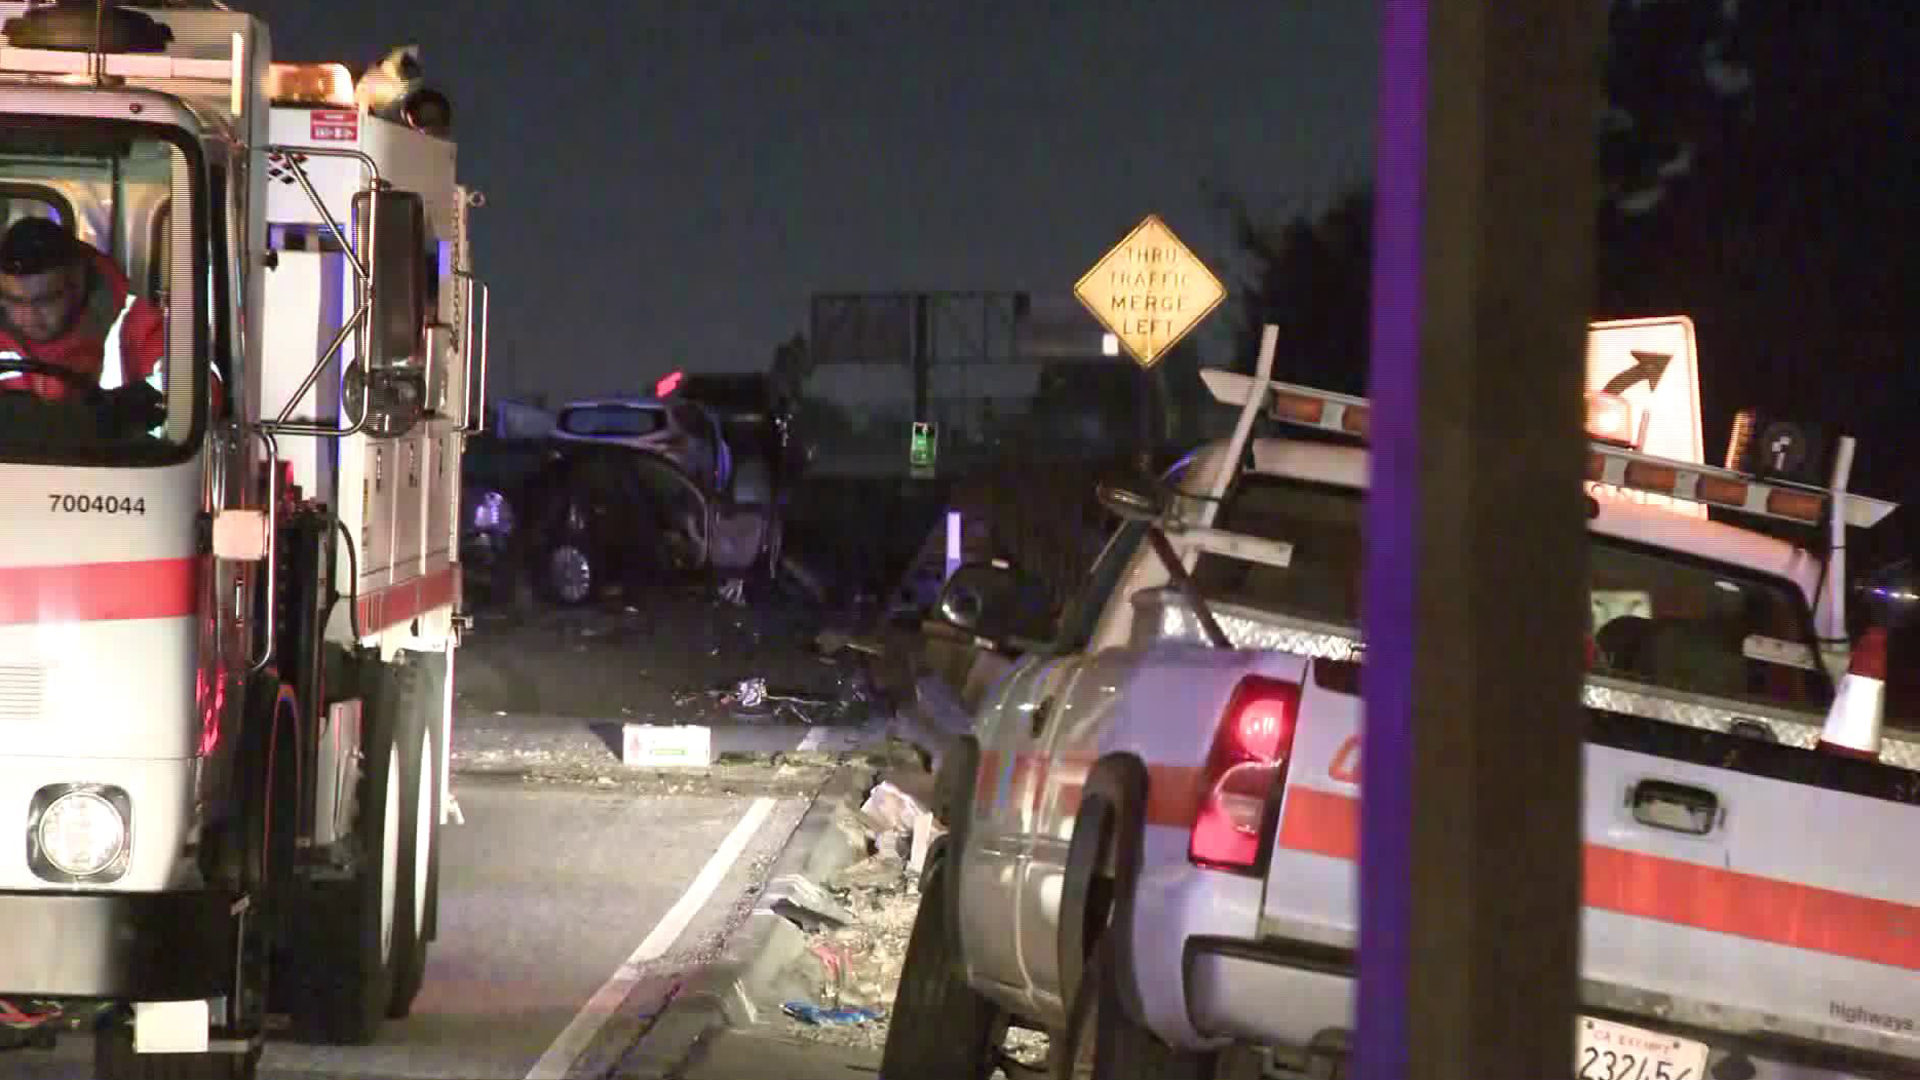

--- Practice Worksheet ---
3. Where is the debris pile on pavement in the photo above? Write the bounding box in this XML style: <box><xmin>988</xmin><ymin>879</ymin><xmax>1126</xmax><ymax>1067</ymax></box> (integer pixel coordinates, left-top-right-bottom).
<box><xmin>701</xmin><ymin>675</ymin><xmax>872</xmax><ymax>725</ymax></box>
<box><xmin>454</xmin><ymin>583</ymin><xmax>886</xmax><ymax>725</ymax></box>
<box><xmin>771</xmin><ymin>776</ymin><xmax>945</xmax><ymax>1053</ymax></box>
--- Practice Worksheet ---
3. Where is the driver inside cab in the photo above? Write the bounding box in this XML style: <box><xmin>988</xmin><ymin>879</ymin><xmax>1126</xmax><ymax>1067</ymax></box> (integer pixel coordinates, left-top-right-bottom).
<box><xmin>0</xmin><ymin>215</ymin><xmax>172</xmax><ymax>431</ymax></box>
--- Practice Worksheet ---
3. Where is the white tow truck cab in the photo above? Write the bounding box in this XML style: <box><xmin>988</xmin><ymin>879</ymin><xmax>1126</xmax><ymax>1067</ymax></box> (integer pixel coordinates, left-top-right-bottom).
<box><xmin>0</xmin><ymin>4</ymin><xmax>490</xmax><ymax>1076</ymax></box>
<box><xmin>884</xmin><ymin>326</ymin><xmax>1920</xmax><ymax>1080</ymax></box>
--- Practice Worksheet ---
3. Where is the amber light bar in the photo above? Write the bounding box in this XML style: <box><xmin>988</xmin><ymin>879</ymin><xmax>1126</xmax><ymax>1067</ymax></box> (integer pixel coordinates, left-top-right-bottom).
<box><xmin>1198</xmin><ymin>370</ymin><xmax>1898</xmax><ymax>531</ymax></box>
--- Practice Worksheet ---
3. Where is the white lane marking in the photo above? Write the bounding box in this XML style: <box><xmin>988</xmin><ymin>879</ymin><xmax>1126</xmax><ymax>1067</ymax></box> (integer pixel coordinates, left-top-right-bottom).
<box><xmin>796</xmin><ymin>726</ymin><xmax>828</xmax><ymax>753</ymax></box>
<box><xmin>524</xmin><ymin>796</ymin><xmax>778</xmax><ymax>1080</ymax></box>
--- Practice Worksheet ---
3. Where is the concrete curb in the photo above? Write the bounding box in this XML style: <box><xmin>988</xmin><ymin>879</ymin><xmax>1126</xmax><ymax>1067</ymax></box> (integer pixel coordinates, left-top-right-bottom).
<box><xmin>612</xmin><ymin>764</ymin><xmax>877</xmax><ymax>1079</ymax></box>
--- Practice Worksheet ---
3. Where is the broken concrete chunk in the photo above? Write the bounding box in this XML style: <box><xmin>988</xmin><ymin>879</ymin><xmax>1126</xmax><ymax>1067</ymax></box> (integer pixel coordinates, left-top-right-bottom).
<box><xmin>765</xmin><ymin>872</ymin><xmax>856</xmax><ymax>932</ymax></box>
<box><xmin>829</xmin><ymin>852</ymin><xmax>908</xmax><ymax>890</ymax></box>
<box><xmin>859</xmin><ymin>780</ymin><xmax>926</xmax><ymax>833</ymax></box>
<box><xmin>875</xmin><ymin>827</ymin><xmax>912</xmax><ymax>863</ymax></box>
<box><xmin>909</xmin><ymin>812</ymin><xmax>948</xmax><ymax>875</ymax></box>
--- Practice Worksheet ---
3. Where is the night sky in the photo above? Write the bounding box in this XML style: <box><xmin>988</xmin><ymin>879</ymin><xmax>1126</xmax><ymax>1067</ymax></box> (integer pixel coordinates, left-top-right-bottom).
<box><xmin>241</xmin><ymin>1</ymin><xmax>1377</xmax><ymax>401</ymax></box>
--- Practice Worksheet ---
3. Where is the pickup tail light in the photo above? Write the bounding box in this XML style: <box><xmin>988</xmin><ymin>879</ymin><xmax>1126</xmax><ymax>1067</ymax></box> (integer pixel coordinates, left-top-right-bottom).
<box><xmin>1190</xmin><ymin>675</ymin><xmax>1301</xmax><ymax>873</ymax></box>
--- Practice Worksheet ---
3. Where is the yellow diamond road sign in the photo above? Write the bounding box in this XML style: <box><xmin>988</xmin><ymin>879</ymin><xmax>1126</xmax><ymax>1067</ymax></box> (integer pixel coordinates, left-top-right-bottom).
<box><xmin>1073</xmin><ymin>214</ymin><xmax>1226</xmax><ymax>369</ymax></box>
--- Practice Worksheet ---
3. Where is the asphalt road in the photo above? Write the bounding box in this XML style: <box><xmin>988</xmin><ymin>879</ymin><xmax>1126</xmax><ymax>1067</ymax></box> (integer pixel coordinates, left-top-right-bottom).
<box><xmin>0</xmin><ymin>776</ymin><xmax>809</xmax><ymax>1080</ymax></box>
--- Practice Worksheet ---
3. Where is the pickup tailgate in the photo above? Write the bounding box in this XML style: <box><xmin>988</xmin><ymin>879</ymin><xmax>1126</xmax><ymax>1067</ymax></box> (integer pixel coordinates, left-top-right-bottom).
<box><xmin>1265</xmin><ymin>659</ymin><xmax>1920</xmax><ymax>1063</ymax></box>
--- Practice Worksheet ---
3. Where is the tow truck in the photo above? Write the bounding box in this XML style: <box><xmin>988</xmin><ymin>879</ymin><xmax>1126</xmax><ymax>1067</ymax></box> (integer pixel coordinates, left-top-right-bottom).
<box><xmin>885</xmin><ymin>325</ymin><xmax>1920</xmax><ymax>1080</ymax></box>
<box><xmin>0</xmin><ymin>3</ymin><xmax>490</xmax><ymax>1076</ymax></box>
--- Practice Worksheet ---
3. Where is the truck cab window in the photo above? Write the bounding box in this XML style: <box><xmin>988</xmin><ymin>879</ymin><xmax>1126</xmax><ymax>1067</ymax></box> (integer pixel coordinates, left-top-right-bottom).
<box><xmin>0</xmin><ymin>123</ymin><xmax>205</xmax><ymax>462</ymax></box>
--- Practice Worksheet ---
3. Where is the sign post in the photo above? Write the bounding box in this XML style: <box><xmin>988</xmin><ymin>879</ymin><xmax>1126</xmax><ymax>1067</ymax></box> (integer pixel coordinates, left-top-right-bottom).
<box><xmin>1074</xmin><ymin>214</ymin><xmax>1226</xmax><ymax>370</ymax></box>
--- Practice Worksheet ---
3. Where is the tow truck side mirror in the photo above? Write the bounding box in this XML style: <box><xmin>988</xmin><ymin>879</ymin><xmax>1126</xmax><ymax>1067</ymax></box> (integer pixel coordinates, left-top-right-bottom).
<box><xmin>211</xmin><ymin>508</ymin><xmax>268</xmax><ymax>562</ymax></box>
<box><xmin>936</xmin><ymin>561</ymin><xmax>1055</xmax><ymax>648</ymax></box>
<box><xmin>354</xmin><ymin>186</ymin><xmax>427</xmax><ymax>369</ymax></box>
<box><xmin>346</xmin><ymin>186</ymin><xmax>430</xmax><ymax>439</ymax></box>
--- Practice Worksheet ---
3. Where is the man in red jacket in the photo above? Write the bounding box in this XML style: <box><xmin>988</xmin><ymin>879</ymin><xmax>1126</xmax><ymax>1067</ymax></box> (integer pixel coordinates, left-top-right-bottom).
<box><xmin>0</xmin><ymin>215</ymin><xmax>209</xmax><ymax>432</ymax></box>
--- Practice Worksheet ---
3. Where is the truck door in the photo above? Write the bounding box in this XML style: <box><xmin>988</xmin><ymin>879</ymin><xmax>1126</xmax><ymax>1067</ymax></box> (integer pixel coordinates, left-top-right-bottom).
<box><xmin>958</xmin><ymin>520</ymin><xmax>1148</xmax><ymax>1005</ymax></box>
<box><xmin>958</xmin><ymin>651</ymin><xmax>1069</xmax><ymax>998</ymax></box>
<box><xmin>1018</xmin><ymin>521</ymin><xmax>1149</xmax><ymax>1002</ymax></box>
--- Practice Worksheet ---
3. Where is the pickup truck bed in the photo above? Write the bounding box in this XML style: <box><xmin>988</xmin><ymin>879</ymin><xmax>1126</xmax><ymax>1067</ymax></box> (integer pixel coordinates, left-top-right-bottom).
<box><xmin>1247</xmin><ymin>653</ymin><xmax>1920</xmax><ymax>1055</ymax></box>
<box><xmin>1113</xmin><ymin>587</ymin><xmax>1920</xmax><ymax>1077</ymax></box>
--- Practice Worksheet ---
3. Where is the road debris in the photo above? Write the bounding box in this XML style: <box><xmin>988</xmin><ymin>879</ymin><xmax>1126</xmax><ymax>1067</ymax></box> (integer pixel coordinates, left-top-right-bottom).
<box><xmin>781</xmin><ymin>1002</ymin><xmax>880</xmax><ymax>1026</ymax></box>
<box><xmin>769</xmin><ymin>771</ymin><xmax>938</xmax><ymax>1054</ymax></box>
<box><xmin>765</xmin><ymin>873</ymin><xmax>855</xmax><ymax>932</ymax></box>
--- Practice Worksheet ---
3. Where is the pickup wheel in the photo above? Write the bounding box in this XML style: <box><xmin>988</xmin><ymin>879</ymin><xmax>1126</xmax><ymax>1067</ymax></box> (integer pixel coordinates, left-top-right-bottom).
<box><xmin>879</xmin><ymin>856</ymin><xmax>1008</xmax><ymax>1079</ymax></box>
<box><xmin>1089</xmin><ymin>927</ymin><xmax>1219</xmax><ymax>1080</ymax></box>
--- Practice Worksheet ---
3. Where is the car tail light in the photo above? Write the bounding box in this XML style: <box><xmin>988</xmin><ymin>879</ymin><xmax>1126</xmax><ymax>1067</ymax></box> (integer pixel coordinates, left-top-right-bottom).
<box><xmin>1190</xmin><ymin>675</ymin><xmax>1301</xmax><ymax>873</ymax></box>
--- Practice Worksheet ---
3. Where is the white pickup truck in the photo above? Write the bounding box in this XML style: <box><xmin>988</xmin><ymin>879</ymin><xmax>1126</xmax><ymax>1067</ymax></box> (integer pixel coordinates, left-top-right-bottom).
<box><xmin>882</xmin><ymin>365</ymin><xmax>1920</xmax><ymax>1080</ymax></box>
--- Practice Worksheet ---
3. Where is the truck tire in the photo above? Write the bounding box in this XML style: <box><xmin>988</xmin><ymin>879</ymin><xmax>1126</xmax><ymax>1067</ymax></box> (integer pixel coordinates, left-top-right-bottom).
<box><xmin>285</xmin><ymin>658</ymin><xmax>405</xmax><ymax>1045</ymax></box>
<box><xmin>93</xmin><ymin>1022</ymin><xmax>260</xmax><ymax>1080</ymax></box>
<box><xmin>388</xmin><ymin>652</ymin><xmax>443</xmax><ymax>1017</ymax></box>
<box><xmin>878</xmin><ymin>856</ymin><xmax>1007</xmax><ymax>1079</ymax></box>
<box><xmin>1091</xmin><ymin>928</ymin><xmax>1218</xmax><ymax>1080</ymax></box>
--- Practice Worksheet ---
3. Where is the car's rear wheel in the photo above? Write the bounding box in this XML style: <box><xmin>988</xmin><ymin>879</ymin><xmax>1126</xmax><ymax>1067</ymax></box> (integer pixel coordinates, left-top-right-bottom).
<box><xmin>544</xmin><ymin>541</ymin><xmax>593</xmax><ymax>605</ymax></box>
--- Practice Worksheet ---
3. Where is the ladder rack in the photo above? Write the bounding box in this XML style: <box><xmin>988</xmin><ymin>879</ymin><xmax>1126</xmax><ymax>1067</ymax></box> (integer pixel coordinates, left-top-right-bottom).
<box><xmin>0</xmin><ymin>45</ymin><xmax>231</xmax><ymax>82</ymax></box>
<box><xmin>1200</xmin><ymin>368</ymin><xmax>1897</xmax><ymax>530</ymax></box>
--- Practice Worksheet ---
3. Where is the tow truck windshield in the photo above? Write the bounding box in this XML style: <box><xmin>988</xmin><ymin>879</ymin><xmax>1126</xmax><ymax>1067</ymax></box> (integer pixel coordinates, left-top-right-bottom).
<box><xmin>0</xmin><ymin>119</ymin><xmax>204</xmax><ymax>464</ymax></box>
<box><xmin>1190</xmin><ymin>473</ymin><xmax>1833</xmax><ymax>712</ymax></box>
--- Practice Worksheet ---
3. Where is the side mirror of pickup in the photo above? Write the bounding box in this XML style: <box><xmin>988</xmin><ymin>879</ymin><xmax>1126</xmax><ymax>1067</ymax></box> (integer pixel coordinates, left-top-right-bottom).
<box><xmin>1858</xmin><ymin>559</ymin><xmax>1920</xmax><ymax>630</ymax></box>
<box><xmin>935</xmin><ymin>561</ymin><xmax>1055</xmax><ymax>648</ymax></box>
<box><xmin>1096</xmin><ymin>478</ymin><xmax>1165</xmax><ymax>523</ymax></box>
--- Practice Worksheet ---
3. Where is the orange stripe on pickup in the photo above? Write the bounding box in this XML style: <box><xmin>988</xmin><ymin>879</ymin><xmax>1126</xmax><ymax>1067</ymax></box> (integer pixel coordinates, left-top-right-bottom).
<box><xmin>0</xmin><ymin>557</ymin><xmax>198</xmax><ymax>625</ymax></box>
<box><xmin>1277</xmin><ymin>786</ymin><xmax>1920</xmax><ymax>972</ymax></box>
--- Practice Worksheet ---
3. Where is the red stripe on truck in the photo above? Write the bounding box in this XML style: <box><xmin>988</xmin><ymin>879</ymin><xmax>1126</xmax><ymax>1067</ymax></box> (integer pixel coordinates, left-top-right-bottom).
<box><xmin>356</xmin><ymin>564</ymin><xmax>460</xmax><ymax>634</ymax></box>
<box><xmin>976</xmin><ymin>751</ymin><xmax>1920</xmax><ymax>969</ymax></box>
<box><xmin>0</xmin><ymin>557</ymin><xmax>198</xmax><ymax>625</ymax></box>
<box><xmin>1277</xmin><ymin>785</ymin><xmax>1920</xmax><ymax>972</ymax></box>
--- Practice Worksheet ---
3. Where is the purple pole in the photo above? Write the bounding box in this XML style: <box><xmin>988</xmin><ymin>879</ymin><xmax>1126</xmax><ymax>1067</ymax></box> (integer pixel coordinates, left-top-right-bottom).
<box><xmin>1354</xmin><ymin>0</ymin><xmax>1597</xmax><ymax>1076</ymax></box>
<box><xmin>1353</xmin><ymin>0</ymin><xmax>1428</xmax><ymax>1074</ymax></box>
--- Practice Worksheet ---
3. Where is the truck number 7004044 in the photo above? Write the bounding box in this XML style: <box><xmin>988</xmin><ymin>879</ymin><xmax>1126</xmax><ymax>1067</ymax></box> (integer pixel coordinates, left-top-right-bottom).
<box><xmin>48</xmin><ymin>493</ymin><xmax>147</xmax><ymax>515</ymax></box>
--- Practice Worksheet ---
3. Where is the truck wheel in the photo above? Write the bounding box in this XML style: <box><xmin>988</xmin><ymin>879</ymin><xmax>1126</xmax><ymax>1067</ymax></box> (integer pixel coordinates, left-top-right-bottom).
<box><xmin>1090</xmin><ymin>925</ymin><xmax>1218</xmax><ymax>1080</ymax></box>
<box><xmin>878</xmin><ymin>856</ymin><xmax>1007</xmax><ymax>1079</ymax></box>
<box><xmin>388</xmin><ymin>653</ymin><xmax>443</xmax><ymax>1018</ymax></box>
<box><xmin>287</xmin><ymin>661</ymin><xmax>404</xmax><ymax>1045</ymax></box>
<box><xmin>93</xmin><ymin>1022</ymin><xmax>259</xmax><ymax>1080</ymax></box>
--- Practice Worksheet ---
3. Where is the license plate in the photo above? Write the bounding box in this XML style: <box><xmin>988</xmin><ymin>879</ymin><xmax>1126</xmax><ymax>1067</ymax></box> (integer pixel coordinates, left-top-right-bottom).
<box><xmin>1576</xmin><ymin>1016</ymin><xmax>1710</xmax><ymax>1080</ymax></box>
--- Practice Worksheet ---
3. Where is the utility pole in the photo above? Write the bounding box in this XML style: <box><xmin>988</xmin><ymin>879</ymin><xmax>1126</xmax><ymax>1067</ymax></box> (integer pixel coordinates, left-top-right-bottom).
<box><xmin>1354</xmin><ymin>0</ymin><xmax>1604</xmax><ymax>1077</ymax></box>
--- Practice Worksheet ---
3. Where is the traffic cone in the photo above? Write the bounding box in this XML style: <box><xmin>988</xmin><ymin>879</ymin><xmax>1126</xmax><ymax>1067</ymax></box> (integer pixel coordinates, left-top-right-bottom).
<box><xmin>1818</xmin><ymin>626</ymin><xmax>1887</xmax><ymax>760</ymax></box>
